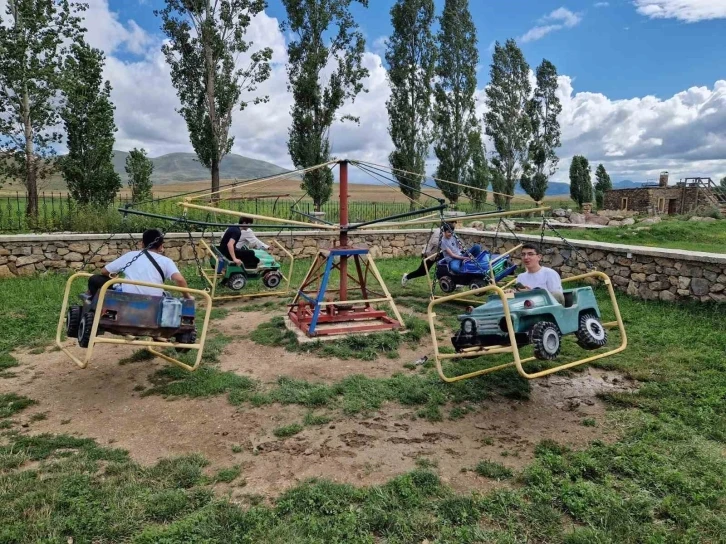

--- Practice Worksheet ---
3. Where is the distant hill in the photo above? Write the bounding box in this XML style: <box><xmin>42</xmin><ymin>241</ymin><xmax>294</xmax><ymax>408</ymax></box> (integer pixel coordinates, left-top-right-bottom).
<box><xmin>112</xmin><ymin>150</ymin><xmax>291</xmax><ymax>185</ymax></box>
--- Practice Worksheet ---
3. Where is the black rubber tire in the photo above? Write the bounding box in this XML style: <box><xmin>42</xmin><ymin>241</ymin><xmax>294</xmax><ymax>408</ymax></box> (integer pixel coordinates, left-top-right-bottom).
<box><xmin>77</xmin><ymin>311</ymin><xmax>94</xmax><ymax>348</ymax></box>
<box><xmin>66</xmin><ymin>305</ymin><xmax>82</xmax><ymax>338</ymax></box>
<box><xmin>174</xmin><ymin>329</ymin><xmax>197</xmax><ymax>353</ymax></box>
<box><xmin>227</xmin><ymin>273</ymin><xmax>247</xmax><ymax>291</ymax></box>
<box><xmin>263</xmin><ymin>271</ymin><xmax>282</xmax><ymax>289</ymax></box>
<box><xmin>469</xmin><ymin>280</ymin><xmax>487</xmax><ymax>295</ymax></box>
<box><xmin>439</xmin><ymin>276</ymin><xmax>454</xmax><ymax>293</ymax></box>
<box><xmin>530</xmin><ymin>321</ymin><xmax>561</xmax><ymax>361</ymax></box>
<box><xmin>575</xmin><ymin>313</ymin><xmax>608</xmax><ymax>350</ymax></box>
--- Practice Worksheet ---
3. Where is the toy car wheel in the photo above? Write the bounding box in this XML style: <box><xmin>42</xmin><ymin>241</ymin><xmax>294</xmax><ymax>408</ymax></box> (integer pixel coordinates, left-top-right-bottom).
<box><xmin>469</xmin><ymin>280</ymin><xmax>487</xmax><ymax>295</ymax></box>
<box><xmin>227</xmin><ymin>273</ymin><xmax>247</xmax><ymax>291</ymax></box>
<box><xmin>77</xmin><ymin>311</ymin><xmax>94</xmax><ymax>348</ymax></box>
<box><xmin>263</xmin><ymin>271</ymin><xmax>282</xmax><ymax>289</ymax></box>
<box><xmin>575</xmin><ymin>313</ymin><xmax>608</xmax><ymax>350</ymax></box>
<box><xmin>174</xmin><ymin>330</ymin><xmax>197</xmax><ymax>353</ymax></box>
<box><xmin>438</xmin><ymin>276</ymin><xmax>454</xmax><ymax>293</ymax></box>
<box><xmin>66</xmin><ymin>305</ymin><xmax>82</xmax><ymax>338</ymax></box>
<box><xmin>530</xmin><ymin>321</ymin><xmax>561</xmax><ymax>360</ymax></box>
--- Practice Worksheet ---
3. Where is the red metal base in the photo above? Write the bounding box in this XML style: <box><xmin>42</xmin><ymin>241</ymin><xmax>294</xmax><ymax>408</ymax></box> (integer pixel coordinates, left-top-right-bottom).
<box><xmin>288</xmin><ymin>303</ymin><xmax>401</xmax><ymax>337</ymax></box>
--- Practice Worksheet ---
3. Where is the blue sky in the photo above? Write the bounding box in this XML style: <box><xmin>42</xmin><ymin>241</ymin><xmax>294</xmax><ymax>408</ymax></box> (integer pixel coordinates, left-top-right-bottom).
<box><xmin>117</xmin><ymin>0</ymin><xmax>726</xmax><ymax>101</ymax></box>
<box><xmin>31</xmin><ymin>0</ymin><xmax>725</xmax><ymax>184</ymax></box>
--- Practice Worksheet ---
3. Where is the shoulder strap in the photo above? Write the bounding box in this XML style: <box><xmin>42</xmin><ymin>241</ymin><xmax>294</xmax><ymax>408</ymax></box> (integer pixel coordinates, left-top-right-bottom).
<box><xmin>142</xmin><ymin>249</ymin><xmax>166</xmax><ymax>282</ymax></box>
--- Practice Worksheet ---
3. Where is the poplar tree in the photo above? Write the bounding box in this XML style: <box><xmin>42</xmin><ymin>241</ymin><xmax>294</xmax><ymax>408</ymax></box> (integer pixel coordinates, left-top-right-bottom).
<box><xmin>0</xmin><ymin>0</ymin><xmax>86</xmax><ymax>218</ymax></box>
<box><xmin>594</xmin><ymin>163</ymin><xmax>612</xmax><ymax>208</ymax></box>
<box><xmin>521</xmin><ymin>59</ymin><xmax>561</xmax><ymax>202</ymax></box>
<box><xmin>59</xmin><ymin>41</ymin><xmax>121</xmax><ymax>207</ymax></box>
<box><xmin>485</xmin><ymin>39</ymin><xmax>531</xmax><ymax>209</ymax></box>
<box><xmin>432</xmin><ymin>0</ymin><xmax>479</xmax><ymax>206</ymax></box>
<box><xmin>157</xmin><ymin>0</ymin><xmax>272</xmax><ymax>198</ymax></box>
<box><xmin>386</xmin><ymin>0</ymin><xmax>436</xmax><ymax>209</ymax></box>
<box><xmin>126</xmin><ymin>148</ymin><xmax>155</xmax><ymax>204</ymax></box>
<box><xmin>569</xmin><ymin>155</ymin><xmax>593</xmax><ymax>208</ymax></box>
<box><xmin>283</xmin><ymin>0</ymin><xmax>369</xmax><ymax>210</ymax></box>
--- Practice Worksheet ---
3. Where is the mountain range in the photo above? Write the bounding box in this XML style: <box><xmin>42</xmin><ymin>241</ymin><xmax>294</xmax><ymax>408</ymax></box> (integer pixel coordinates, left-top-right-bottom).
<box><xmin>111</xmin><ymin>150</ymin><xmax>291</xmax><ymax>185</ymax></box>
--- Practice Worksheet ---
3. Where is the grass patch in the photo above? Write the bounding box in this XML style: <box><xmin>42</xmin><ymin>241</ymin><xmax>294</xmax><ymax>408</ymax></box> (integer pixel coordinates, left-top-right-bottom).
<box><xmin>474</xmin><ymin>460</ymin><xmax>514</xmax><ymax>480</ymax></box>
<box><xmin>303</xmin><ymin>411</ymin><xmax>332</xmax><ymax>426</ymax></box>
<box><xmin>0</xmin><ymin>393</ymin><xmax>37</xmax><ymax>419</ymax></box>
<box><xmin>273</xmin><ymin>423</ymin><xmax>304</xmax><ymax>438</ymax></box>
<box><xmin>118</xmin><ymin>349</ymin><xmax>156</xmax><ymax>365</ymax></box>
<box><xmin>0</xmin><ymin>352</ymin><xmax>19</xmax><ymax>371</ymax></box>
<box><xmin>582</xmin><ymin>417</ymin><xmax>597</xmax><ymax>427</ymax></box>
<box><xmin>212</xmin><ymin>465</ymin><xmax>241</xmax><ymax>484</ymax></box>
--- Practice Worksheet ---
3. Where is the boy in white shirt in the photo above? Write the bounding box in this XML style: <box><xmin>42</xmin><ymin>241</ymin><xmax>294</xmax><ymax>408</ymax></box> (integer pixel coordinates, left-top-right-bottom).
<box><xmin>515</xmin><ymin>243</ymin><xmax>564</xmax><ymax>304</ymax></box>
<box><xmin>87</xmin><ymin>229</ymin><xmax>192</xmax><ymax>299</ymax></box>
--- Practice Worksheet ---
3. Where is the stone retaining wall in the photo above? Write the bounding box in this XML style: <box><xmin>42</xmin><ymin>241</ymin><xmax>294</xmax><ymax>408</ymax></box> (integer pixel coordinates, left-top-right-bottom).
<box><xmin>0</xmin><ymin>229</ymin><xmax>724</xmax><ymax>303</ymax></box>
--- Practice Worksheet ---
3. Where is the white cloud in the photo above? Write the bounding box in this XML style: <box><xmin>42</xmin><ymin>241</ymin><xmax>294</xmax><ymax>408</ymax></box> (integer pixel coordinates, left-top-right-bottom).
<box><xmin>634</xmin><ymin>0</ymin><xmax>726</xmax><ymax>22</ymax></box>
<box><xmin>519</xmin><ymin>7</ymin><xmax>582</xmax><ymax>43</ymax></box>
<box><xmin>82</xmin><ymin>0</ymin><xmax>153</xmax><ymax>55</ymax></box>
<box><xmin>36</xmin><ymin>1</ymin><xmax>725</xmax><ymax>187</ymax></box>
<box><xmin>594</xmin><ymin>2</ymin><xmax>610</xmax><ymax>7</ymax></box>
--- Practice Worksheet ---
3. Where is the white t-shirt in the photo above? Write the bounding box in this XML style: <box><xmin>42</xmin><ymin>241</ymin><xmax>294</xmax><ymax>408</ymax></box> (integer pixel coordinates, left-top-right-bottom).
<box><xmin>440</xmin><ymin>235</ymin><xmax>461</xmax><ymax>261</ymax></box>
<box><xmin>517</xmin><ymin>267</ymin><xmax>563</xmax><ymax>294</ymax></box>
<box><xmin>235</xmin><ymin>228</ymin><xmax>270</xmax><ymax>250</ymax></box>
<box><xmin>105</xmin><ymin>250</ymin><xmax>180</xmax><ymax>296</ymax></box>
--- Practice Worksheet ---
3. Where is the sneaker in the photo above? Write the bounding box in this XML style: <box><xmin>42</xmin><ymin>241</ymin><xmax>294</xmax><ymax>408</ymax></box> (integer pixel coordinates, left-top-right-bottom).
<box><xmin>401</xmin><ymin>273</ymin><xmax>408</xmax><ymax>287</ymax></box>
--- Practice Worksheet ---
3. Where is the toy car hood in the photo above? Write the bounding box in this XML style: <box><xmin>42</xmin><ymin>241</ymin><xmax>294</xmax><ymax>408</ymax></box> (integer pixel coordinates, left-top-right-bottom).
<box><xmin>459</xmin><ymin>289</ymin><xmax>560</xmax><ymax>320</ymax></box>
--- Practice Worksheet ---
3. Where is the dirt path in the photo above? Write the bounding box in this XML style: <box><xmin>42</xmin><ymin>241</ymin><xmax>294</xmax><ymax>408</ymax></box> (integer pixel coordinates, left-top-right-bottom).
<box><xmin>3</xmin><ymin>307</ymin><xmax>638</xmax><ymax>499</ymax></box>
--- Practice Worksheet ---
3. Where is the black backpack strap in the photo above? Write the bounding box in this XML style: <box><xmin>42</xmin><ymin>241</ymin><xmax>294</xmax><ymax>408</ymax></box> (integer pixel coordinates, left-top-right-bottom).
<box><xmin>142</xmin><ymin>249</ymin><xmax>166</xmax><ymax>283</ymax></box>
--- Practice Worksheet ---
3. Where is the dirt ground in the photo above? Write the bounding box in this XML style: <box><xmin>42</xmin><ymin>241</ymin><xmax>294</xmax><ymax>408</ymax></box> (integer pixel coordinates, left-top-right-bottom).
<box><xmin>2</xmin><ymin>306</ymin><xmax>639</xmax><ymax>500</ymax></box>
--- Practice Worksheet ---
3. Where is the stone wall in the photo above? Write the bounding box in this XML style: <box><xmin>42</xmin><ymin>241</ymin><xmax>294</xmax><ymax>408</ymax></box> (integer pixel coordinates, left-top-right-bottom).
<box><xmin>603</xmin><ymin>186</ymin><xmax>714</xmax><ymax>215</ymax></box>
<box><xmin>0</xmin><ymin>229</ymin><xmax>724</xmax><ymax>303</ymax></box>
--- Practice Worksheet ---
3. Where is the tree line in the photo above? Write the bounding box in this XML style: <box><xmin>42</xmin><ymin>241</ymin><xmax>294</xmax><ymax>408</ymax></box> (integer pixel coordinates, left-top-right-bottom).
<box><xmin>0</xmin><ymin>0</ymin><xmax>615</xmax><ymax>220</ymax></box>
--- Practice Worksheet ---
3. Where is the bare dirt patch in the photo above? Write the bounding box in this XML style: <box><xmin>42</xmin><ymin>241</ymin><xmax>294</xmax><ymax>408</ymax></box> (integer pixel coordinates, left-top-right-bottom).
<box><xmin>3</xmin><ymin>306</ymin><xmax>638</xmax><ymax>499</ymax></box>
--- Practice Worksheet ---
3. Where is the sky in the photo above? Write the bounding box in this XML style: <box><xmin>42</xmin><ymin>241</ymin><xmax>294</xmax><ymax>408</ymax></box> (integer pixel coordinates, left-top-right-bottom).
<box><xmin>3</xmin><ymin>0</ymin><xmax>726</xmax><ymax>184</ymax></box>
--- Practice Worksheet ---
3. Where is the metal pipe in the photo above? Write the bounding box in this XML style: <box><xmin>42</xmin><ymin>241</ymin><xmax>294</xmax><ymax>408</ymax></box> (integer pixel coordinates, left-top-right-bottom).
<box><xmin>340</xmin><ymin>160</ymin><xmax>348</xmax><ymax>301</ymax></box>
<box><xmin>346</xmin><ymin>203</ymin><xmax>447</xmax><ymax>231</ymax></box>
<box><xmin>117</xmin><ymin>207</ymin><xmax>318</xmax><ymax>230</ymax></box>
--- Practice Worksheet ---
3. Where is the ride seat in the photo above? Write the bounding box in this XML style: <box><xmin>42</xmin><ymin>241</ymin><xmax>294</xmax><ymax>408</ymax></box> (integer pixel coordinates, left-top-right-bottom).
<box><xmin>562</xmin><ymin>291</ymin><xmax>575</xmax><ymax>307</ymax></box>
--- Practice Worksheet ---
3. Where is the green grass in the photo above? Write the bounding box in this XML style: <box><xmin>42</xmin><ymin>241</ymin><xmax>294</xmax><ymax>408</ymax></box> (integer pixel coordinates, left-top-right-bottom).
<box><xmin>538</xmin><ymin>217</ymin><xmax>726</xmax><ymax>253</ymax></box>
<box><xmin>0</xmin><ymin>257</ymin><xmax>724</xmax><ymax>542</ymax></box>
<box><xmin>474</xmin><ymin>460</ymin><xmax>514</xmax><ymax>480</ymax></box>
<box><xmin>273</xmin><ymin>423</ymin><xmax>304</xmax><ymax>438</ymax></box>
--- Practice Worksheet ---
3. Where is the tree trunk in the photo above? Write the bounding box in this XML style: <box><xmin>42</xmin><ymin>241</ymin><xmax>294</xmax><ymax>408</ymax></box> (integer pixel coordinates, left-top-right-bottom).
<box><xmin>23</xmin><ymin>89</ymin><xmax>38</xmax><ymax>219</ymax></box>
<box><xmin>211</xmin><ymin>155</ymin><xmax>220</xmax><ymax>203</ymax></box>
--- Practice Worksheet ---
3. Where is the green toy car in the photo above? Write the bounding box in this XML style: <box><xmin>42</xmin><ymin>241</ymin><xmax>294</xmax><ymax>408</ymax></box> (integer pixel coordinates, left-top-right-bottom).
<box><xmin>211</xmin><ymin>246</ymin><xmax>283</xmax><ymax>291</ymax></box>
<box><xmin>450</xmin><ymin>286</ymin><xmax>608</xmax><ymax>360</ymax></box>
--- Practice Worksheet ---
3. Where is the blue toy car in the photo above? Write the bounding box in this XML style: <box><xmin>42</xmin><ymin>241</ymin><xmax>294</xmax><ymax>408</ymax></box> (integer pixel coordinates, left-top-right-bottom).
<box><xmin>435</xmin><ymin>250</ymin><xmax>518</xmax><ymax>293</ymax></box>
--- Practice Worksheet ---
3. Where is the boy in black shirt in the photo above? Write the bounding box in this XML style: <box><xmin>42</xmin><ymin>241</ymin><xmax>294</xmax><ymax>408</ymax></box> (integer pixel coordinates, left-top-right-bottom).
<box><xmin>218</xmin><ymin>217</ymin><xmax>261</xmax><ymax>269</ymax></box>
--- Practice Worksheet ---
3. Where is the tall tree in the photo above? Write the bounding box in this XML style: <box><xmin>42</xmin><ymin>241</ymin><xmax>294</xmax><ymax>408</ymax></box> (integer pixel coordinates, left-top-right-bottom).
<box><xmin>485</xmin><ymin>39</ymin><xmax>532</xmax><ymax>210</ymax></box>
<box><xmin>0</xmin><ymin>0</ymin><xmax>86</xmax><ymax>218</ymax></box>
<box><xmin>283</xmin><ymin>0</ymin><xmax>369</xmax><ymax>211</ymax></box>
<box><xmin>569</xmin><ymin>155</ymin><xmax>593</xmax><ymax>208</ymax></box>
<box><xmin>59</xmin><ymin>41</ymin><xmax>121</xmax><ymax>207</ymax></box>
<box><xmin>125</xmin><ymin>148</ymin><xmax>155</xmax><ymax>204</ymax></box>
<box><xmin>156</xmin><ymin>0</ymin><xmax>272</xmax><ymax>199</ymax></box>
<box><xmin>521</xmin><ymin>59</ymin><xmax>561</xmax><ymax>203</ymax></box>
<box><xmin>386</xmin><ymin>0</ymin><xmax>436</xmax><ymax>210</ymax></box>
<box><xmin>719</xmin><ymin>176</ymin><xmax>726</xmax><ymax>190</ymax></box>
<box><xmin>594</xmin><ymin>163</ymin><xmax>612</xmax><ymax>208</ymax></box>
<box><xmin>464</xmin><ymin>129</ymin><xmax>490</xmax><ymax>210</ymax></box>
<box><xmin>432</xmin><ymin>0</ymin><xmax>479</xmax><ymax>205</ymax></box>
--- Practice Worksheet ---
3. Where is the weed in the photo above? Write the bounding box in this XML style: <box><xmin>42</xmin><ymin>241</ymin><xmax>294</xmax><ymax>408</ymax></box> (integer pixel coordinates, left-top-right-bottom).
<box><xmin>0</xmin><ymin>393</ymin><xmax>37</xmax><ymax>419</ymax></box>
<box><xmin>231</xmin><ymin>444</ymin><xmax>243</xmax><ymax>453</ymax></box>
<box><xmin>474</xmin><ymin>460</ymin><xmax>514</xmax><ymax>480</ymax></box>
<box><xmin>415</xmin><ymin>457</ymin><xmax>438</xmax><ymax>469</ymax></box>
<box><xmin>119</xmin><ymin>349</ymin><xmax>156</xmax><ymax>365</ymax></box>
<box><xmin>303</xmin><ymin>411</ymin><xmax>332</xmax><ymax>426</ymax></box>
<box><xmin>213</xmin><ymin>465</ymin><xmax>241</xmax><ymax>483</ymax></box>
<box><xmin>273</xmin><ymin>423</ymin><xmax>304</xmax><ymax>438</ymax></box>
<box><xmin>582</xmin><ymin>418</ymin><xmax>597</xmax><ymax>427</ymax></box>
<box><xmin>29</xmin><ymin>412</ymin><xmax>48</xmax><ymax>422</ymax></box>
<box><xmin>0</xmin><ymin>352</ymin><xmax>19</xmax><ymax>371</ymax></box>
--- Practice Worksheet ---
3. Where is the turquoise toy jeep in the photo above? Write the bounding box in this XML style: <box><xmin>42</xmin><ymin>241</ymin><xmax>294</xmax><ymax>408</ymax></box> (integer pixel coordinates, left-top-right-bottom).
<box><xmin>210</xmin><ymin>246</ymin><xmax>283</xmax><ymax>291</ymax></box>
<box><xmin>450</xmin><ymin>287</ymin><xmax>608</xmax><ymax>360</ymax></box>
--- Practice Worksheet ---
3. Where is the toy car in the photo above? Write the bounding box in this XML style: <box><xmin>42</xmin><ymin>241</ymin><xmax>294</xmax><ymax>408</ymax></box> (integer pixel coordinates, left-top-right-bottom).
<box><xmin>66</xmin><ymin>287</ymin><xmax>198</xmax><ymax>350</ymax></box>
<box><xmin>450</xmin><ymin>286</ymin><xmax>608</xmax><ymax>360</ymax></box>
<box><xmin>210</xmin><ymin>246</ymin><xmax>283</xmax><ymax>291</ymax></box>
<box><xmin>436</xmin><ymin>251</ymin><xmax>518</xmax><ymax>293</ymax></box>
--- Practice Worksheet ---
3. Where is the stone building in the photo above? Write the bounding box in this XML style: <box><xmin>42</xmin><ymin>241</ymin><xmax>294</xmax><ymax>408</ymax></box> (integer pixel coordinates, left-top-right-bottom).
<box><xmin>603</xmin><ymin>172</ymin><xmax>726</xmax><ymax>215</ymax></box>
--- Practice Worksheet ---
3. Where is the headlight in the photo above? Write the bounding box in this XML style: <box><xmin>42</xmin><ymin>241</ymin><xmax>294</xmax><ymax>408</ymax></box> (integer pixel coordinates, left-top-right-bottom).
<box><xmin>462</xmin><ymin>319</ymin><xmax>475</xmax><ymax>334</ymax></box>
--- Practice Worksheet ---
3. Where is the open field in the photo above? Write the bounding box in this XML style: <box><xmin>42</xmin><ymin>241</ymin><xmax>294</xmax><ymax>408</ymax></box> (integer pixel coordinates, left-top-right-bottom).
<box><xmin>0</xmin><ymin>257</ymin><xmax>724</xmax><ymax>543</ymax></box>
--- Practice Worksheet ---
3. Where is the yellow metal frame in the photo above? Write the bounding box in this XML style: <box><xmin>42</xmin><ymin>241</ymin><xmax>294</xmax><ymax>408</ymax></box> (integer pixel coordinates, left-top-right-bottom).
<box><xmin>426</xmin><ymin>270</ymin><xmax>627</xmax><ymax>383</ymax></box>
<box><xmin>198</xmin><ymin>238</ymin><xmax>295</xmax><ymax>301</ymax></box>
<box><xmin>56</xmin><ymin>272</ymin><xmax>213</xmax><ymax>372</ymax></box>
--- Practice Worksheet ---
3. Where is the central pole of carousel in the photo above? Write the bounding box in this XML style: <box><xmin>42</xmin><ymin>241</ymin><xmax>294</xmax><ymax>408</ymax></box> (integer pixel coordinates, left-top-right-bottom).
<box><xmin>339</xmin><ymin>159</ymin><xmax>349</xmax><ymax>303</ymax></box>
